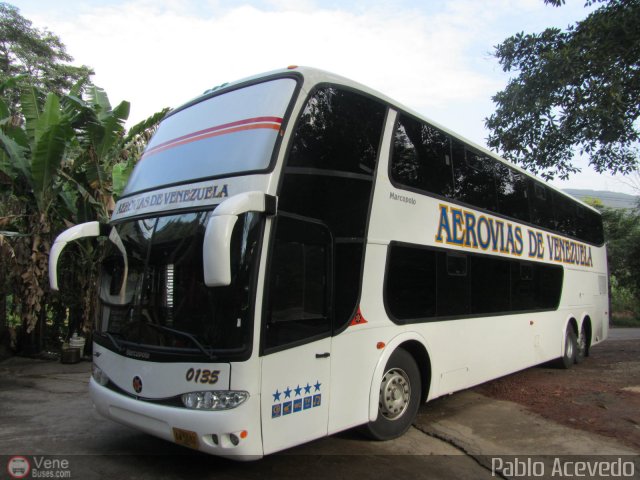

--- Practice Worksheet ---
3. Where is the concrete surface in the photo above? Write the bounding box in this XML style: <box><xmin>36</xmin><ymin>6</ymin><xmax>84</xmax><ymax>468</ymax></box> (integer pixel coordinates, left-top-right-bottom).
<box><xmin>1</xmin><ymin>332</ymin><xmax>639</xmax><ymax>479</ymax></box>
<box><xmin>608</xmin><ymin>327</ymin><xmax>640</xmax><ymax>341</ymax></box>
<box><xmin>0</xmin><ymin>357</ymin><xmax>489</xmax><ymax>480</ymax></box>
<box><xmin>417</xmin><ymin>391</ymin><xmax>636</xmax><ymax>456</ymax></box>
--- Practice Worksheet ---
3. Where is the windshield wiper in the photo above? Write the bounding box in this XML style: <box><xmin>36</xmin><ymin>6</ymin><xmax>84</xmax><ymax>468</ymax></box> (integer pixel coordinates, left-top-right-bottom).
<box><xmin>104</xmin><ymin>331</ymin><xmax>125</xmax><ymax>353</ymax></box>
<box><xmin>148</xmin><ymin>324</ymin><xmax>216</xmax><ymax>361</ymax></box>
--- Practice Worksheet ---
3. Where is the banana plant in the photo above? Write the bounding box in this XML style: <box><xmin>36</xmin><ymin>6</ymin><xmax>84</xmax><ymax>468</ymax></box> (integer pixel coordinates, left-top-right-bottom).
<box><xmin>0</xmin><ymin>84</ymin><xmax>75</xmax><ymax>334</ymax></box>
<box><xmin>0</xmin><ymin>75</ymin><xmax>167</xmax><ymax>346</ymax></box>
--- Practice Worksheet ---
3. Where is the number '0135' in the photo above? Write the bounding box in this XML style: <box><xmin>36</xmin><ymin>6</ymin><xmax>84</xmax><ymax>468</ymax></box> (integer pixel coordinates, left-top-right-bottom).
<box><xmin>185</xmin><ymin>368</ymin><xmax>220</xmax><ymax>384</ymax></box>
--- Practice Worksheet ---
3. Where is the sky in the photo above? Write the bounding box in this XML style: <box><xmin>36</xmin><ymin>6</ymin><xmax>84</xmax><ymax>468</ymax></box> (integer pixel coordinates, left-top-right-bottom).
<box><xmin>8</xmin><ymin>0</ymin><xmax>638</xmax><ymax>194</ymax></box>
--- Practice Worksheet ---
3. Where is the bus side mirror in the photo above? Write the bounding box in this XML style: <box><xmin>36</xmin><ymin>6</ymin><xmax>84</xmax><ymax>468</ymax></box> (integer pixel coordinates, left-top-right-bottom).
<box><xmin>49</xmin><ymin>221</ymin><xmax>106</xmax><ymax>291</ymax></box>
<box><xmin>203</xmin><ymin>191</ymin><xmax>275</xmax><ymax>287</ymax></box>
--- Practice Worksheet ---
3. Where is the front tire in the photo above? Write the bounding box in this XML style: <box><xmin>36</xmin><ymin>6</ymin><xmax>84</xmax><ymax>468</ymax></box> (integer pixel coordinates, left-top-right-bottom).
<box><xmin>361</xmin><ymin>348</ymin><xmax>421</xmax><ymax>441</ymax></box>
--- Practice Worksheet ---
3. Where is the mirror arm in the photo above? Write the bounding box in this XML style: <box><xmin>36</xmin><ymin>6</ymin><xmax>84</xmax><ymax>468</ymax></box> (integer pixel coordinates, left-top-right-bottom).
<box><xmin>203</xmin><ymin>192</ymin><xmax>276</xmax><ymax>287</ymax></box>
<box><xmin>211</xmin><ymin>192</ymin><xmax>277</xmax><ymax>218</ymax></box>
<box><xmin>49</xmin><ymin>221</ymin><xmax>108</xmax><ymax>291</ymax></box>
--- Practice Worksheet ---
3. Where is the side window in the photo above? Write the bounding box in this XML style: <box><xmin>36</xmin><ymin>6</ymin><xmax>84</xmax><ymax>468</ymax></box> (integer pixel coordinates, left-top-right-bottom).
<box><xmin>496</xmin><ymin>164</ymin><xmax>530</xmax><ymax>222</ymax></box>
<box><xmin>452</xmin><ymin>143</ymin><xmax>497</xmax><ymax>211</ymax></box>
<box><xmin>279</xmin><ymin>86</ymin><xmax>386</xmax><ymax>333</ymax></box>
<box><xmin>577</xmin><ymin>207</ymin><xmax>604</xmax><ymax>245</ymax></box>
<box><xmin>391</xmin><ymin>115</ymin><xmax>454</xmax><ymax>197</ymax></box>
<box><xmin>511</xmin><ymin>262</ymin><xmax>536</xmax><ymax>311</ymax></box>
<box><xmin>536</xmin><ymin>263</ymin><xmax>564</xmax><ymax>309</ymax></box>
<box><xmin>470</xmin><ymin>255</ymin><xmax>511</xmax><ymax>314</ymax></box>
<box><xmin>511</xmin><ymin>262</ymin><xmax>563</xmax><ymax>311</ymax></box>
<box><xmin>265</xmin><ymin>215</ymin><xmax>332</xmax><ymax>351</ymax></box>
<box><xmin>287</xmin><ymin>87</ymin><xmax>384</xmax><ymax>174</ymax></box>
<box><xmin>437</xmin><ymin>251</ymin><xmax>469</xmax><ymax>316</ymax></box>
<box><xmin>386</xmin><ymin>245</ymin><xmax>437</xmax><ymax>320</ymax></box>
<box><xmin>530</xmin><ymin>181</ymin><xmax>555</xmax><ymax>230</ymax></box>
<box><xmin>384</xmin><ymin>244</ymin><xmax>564</xmax><ymax>324</ymax></box>
<box><xmin>553</xmin><ymin>192</ymin><xmax>578</xmax><ymax>238</ymax></box>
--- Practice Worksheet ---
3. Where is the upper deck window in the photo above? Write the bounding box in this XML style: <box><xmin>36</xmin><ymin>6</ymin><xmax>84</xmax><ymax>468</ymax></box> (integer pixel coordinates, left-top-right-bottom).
<box><xmin>123</xmin><ymin>78</ymin><xmax>297</xmax><ymax>196</ymax></box>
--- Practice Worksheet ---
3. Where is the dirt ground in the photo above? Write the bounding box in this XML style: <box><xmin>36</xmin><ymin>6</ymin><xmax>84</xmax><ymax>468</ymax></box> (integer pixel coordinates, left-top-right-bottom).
<box><xmin>476</xmin><ymin>336</ymin><xmax>640</xmax><ymax>451</ymax></box>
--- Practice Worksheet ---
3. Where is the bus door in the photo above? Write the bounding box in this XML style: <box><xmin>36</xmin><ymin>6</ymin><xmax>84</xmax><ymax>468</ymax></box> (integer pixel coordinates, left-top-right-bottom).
<box><xmin>260</xmin><ymin>215</ymin><xmax>333</xmax><ymax>455</ymax></box>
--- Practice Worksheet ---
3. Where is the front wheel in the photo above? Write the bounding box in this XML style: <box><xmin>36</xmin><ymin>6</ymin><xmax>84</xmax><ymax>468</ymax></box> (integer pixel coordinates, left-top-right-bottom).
<box><xmin>360</xmin><ymin>348</ymin><xmax>421</xmax><ymax>440</ymax></box>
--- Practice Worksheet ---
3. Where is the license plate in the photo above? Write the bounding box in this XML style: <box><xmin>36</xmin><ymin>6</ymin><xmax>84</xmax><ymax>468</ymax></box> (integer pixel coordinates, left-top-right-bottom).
<box><xmin>172</xmin><ymin>427</ymin><xmax>199</xmax><ymax>450</ymax></box>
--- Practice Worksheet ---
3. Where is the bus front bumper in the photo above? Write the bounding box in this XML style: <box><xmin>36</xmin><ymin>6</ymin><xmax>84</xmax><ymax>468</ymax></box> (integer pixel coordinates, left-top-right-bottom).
<box><xmin>89</xmin><ymin>378</ymin><xmax>263</xmax><ymax>460</ymax></box>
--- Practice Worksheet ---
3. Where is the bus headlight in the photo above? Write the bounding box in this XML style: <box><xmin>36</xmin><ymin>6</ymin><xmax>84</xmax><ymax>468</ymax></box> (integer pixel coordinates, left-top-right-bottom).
<box><xmin>181</xmin><ymin>391</ymin><xmax>249</xmax><ymax>410</ymax></box>
<box><xmin>92</xmin><ymin>365</ymin><xmax>110</xmax><ymax>386</ymax></box>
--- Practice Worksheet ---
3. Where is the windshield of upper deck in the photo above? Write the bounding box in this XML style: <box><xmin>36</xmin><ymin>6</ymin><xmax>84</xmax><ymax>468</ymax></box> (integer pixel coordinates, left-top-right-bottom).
<box><xmin>123</xmin><ymin>77</ymin><xmax>297</xmax><ymax>196</ymax></box>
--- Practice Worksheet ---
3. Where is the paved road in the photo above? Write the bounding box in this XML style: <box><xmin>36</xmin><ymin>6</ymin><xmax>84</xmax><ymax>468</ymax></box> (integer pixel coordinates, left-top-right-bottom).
<box><xmin>1</xmin><ymin>331</ymin><xmax>638</xmax><ymax>479</ymax></box>
<box><xmin>608</xmin><ymin>327</ymin><xmax>640</xmax><ymax>340</ymax></box>
<box><xmin>0</xmin><ymin>358</ymin><xmax>490</xmax><ymax>480</ymax></box>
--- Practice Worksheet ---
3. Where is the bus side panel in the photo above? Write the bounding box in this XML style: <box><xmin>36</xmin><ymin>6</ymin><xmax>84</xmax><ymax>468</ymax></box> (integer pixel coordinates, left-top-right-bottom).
<box><xmin>328</xmin><ymin>330</ymin><xmax>386</xmax><ymax>434</ymax></box>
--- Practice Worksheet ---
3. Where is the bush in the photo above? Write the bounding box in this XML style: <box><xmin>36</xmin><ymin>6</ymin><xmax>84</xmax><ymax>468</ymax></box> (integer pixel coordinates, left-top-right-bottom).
<box><xmin>610</xmin><ymin>275</ymin><xmax>640</xmax><ymax>327</ymax></box>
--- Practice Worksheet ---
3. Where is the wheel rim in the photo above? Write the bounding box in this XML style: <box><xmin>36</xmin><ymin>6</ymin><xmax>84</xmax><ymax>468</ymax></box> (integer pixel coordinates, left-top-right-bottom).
<box><xmin>566</xmin><ymin>332</ymin><xmax>574</xmax><ymax>358</ymax></box>
<box><xmin>379</xmin><ymin>367</ymin><xmax>411</xmax><ymax>420</ymax></box>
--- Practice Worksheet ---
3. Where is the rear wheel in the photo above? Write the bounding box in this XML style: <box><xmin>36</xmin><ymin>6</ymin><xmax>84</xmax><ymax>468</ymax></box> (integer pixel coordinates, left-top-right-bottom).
<box><xmin>559</xmin><ymin>325</ymin><xmax>577</xmax><ymax>369</ymax></box>
<box><xmin>361</xmin><ymin>348</ymin><xmax>421</xmax><ymax>440</ymax></box>
<box><xmin>575</xmin><ymin>323</ymin><xmax>588</xmax><ymax>364</ymax></box>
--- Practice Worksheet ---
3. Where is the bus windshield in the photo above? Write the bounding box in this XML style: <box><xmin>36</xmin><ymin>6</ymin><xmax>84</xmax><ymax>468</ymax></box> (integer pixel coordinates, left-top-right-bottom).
<box><xmin>96</xmin><ymin>211</ymin><xmax>263</xmax><ymax>359</ymax></box>
<box><xmin>123</xmin><ymin>77</ymin><xmax>297</xmax><ymax>196</ymax></box>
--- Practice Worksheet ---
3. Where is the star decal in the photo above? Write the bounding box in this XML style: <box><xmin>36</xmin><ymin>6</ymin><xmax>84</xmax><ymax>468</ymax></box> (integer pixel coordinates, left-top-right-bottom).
<box><xmin>273</xmin><ymin>389</ymin><xmax>281</xmax><ymax>402</ymax></box>
<box><xmin>294</xmin><ymin>385</ymin><xmax>303</xmax><ymax>396</ymax></box>
<box><xmin>314</xmin><ymin>380</ymin><xmax>321</xmax><ymax>392</ymax></box>
<box><xmin>304</xmin><ymin>383</ymin><xmax>312</xmax><ymax>394</ymax></box>
<box><xmin>284</xmin><ymin>386</ymin><xmax>292</xmax><ymax>398</ymax></box>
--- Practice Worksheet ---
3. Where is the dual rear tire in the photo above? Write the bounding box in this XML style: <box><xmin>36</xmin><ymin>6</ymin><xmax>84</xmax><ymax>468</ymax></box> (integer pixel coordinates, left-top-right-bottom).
<box><xmin>559</xmin><ymin>323</ymin><xmax>588</xmax><ymax>369</ymax></box>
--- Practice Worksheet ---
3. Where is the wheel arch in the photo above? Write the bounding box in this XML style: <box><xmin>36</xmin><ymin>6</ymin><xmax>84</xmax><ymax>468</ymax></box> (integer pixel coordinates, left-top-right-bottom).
<box><xmin>565</xmin><ymin>316</ymin><xmax>579</xmax><ymax>339</ymax></box>
<box><xmin>367</xmin><ymin>332</ymin><xmax>432</xmax><ymax>422</ymax></box>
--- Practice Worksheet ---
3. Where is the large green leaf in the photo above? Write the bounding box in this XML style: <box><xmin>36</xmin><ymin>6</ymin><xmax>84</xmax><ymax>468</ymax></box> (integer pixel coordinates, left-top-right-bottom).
<box><xmin>35</xmin><ymin>93</ymin><xmax>62</xmax><ymax>143</ymax></box>
<box><xmin>61</xmin><ymin>93</ymin><xmax>96</xmax><ymax>128</ymax></box>
<box><xmin>123</xmin><ymin>107</ymin><xmax>170</xmax><ymax>144</ymax></box>
<box><xmin>85</xmin><ymin>154</ymin><xmax>108</xmax><ymax>191</ymax></box>
<box><xmin>0</xmin><ymin>129</ymin><xmax>30</xmax><ymax>184</ymax></box>
<box><xmin>86</xmin><ymin>85</ymin><xmax>112</xmax><ymax>120</ymax></box>
<box><xmin>30</xmin><ymin>122</ymin><xmax>72</xmax><ymax>210</ymax></box>
<box><xmin>20</xmin><ymin>87</ymin><xmax>44</xmax><ymax>148</ymax></box>
<box><xmin>94</xmin><ymin>100</ymin><xmax>129</xmax><ymax>161</ymax></box>
<box><xmin>112</xmin><ymin>160</ymin><xmax>134</xmax><ymax>197</ymax></box>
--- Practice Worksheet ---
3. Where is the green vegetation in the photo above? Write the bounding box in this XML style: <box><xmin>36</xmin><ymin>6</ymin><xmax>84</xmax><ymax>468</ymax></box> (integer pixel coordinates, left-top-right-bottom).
<box><xmin>0</xmin><ymin>3</ymin><xmax>167</xmax><ymax>355</ymax></box>
<box><xmin>588</xmin><ymin>201</ymin><xmax>640</xmax><ymax>326</ymax></box>
<box><xmin>486</xmin><ymin>0</ymin><xmax>640</xmax><ymax>181</ymax></box>
<box><xmin>584</xmin><ymin>198</ymin><xmax>640</xmax><ymax>327</ymax></box>
<box><xmin>488</xmin><ymin>0</ymin><xmax>640</xmax><ymax>326</ymax></box>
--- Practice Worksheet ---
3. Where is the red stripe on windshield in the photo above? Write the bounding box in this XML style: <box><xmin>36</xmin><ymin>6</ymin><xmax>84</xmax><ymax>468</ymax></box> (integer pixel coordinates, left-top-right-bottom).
<box><xmin>142</xmin><ymin>116</ymin><xmax>283</xmax><ymax>159</ymax></box>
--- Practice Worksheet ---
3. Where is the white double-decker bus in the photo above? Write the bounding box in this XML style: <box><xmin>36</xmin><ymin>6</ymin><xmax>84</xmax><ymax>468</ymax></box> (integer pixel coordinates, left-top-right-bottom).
<box><xmin>50</xmin><ymin>66</ymin><xmax>608</xmax><ymax>459</ymax></box>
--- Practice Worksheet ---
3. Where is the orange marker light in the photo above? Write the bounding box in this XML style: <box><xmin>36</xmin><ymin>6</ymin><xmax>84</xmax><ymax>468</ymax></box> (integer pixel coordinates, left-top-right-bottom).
<box><xmin>376</xmin><ymin>342</ymin><xmax>385</xmax><ymax>350</ymax></box>
<box><xmin>287</xmin><ymin>65</ymin><xmax>298</xmax><ymax>70</ymax></box>
<box><xmin>240</xmin><ymin>430</ymin><xmax>248</xmax><ymax>439</ymax></box>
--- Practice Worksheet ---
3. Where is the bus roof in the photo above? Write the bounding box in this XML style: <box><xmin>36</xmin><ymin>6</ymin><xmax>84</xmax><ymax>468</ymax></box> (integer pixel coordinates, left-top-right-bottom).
<box><xmin>167</xmin><ymin>66</ymin><xmax>601</xmax><ymax>215</ymax></box>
